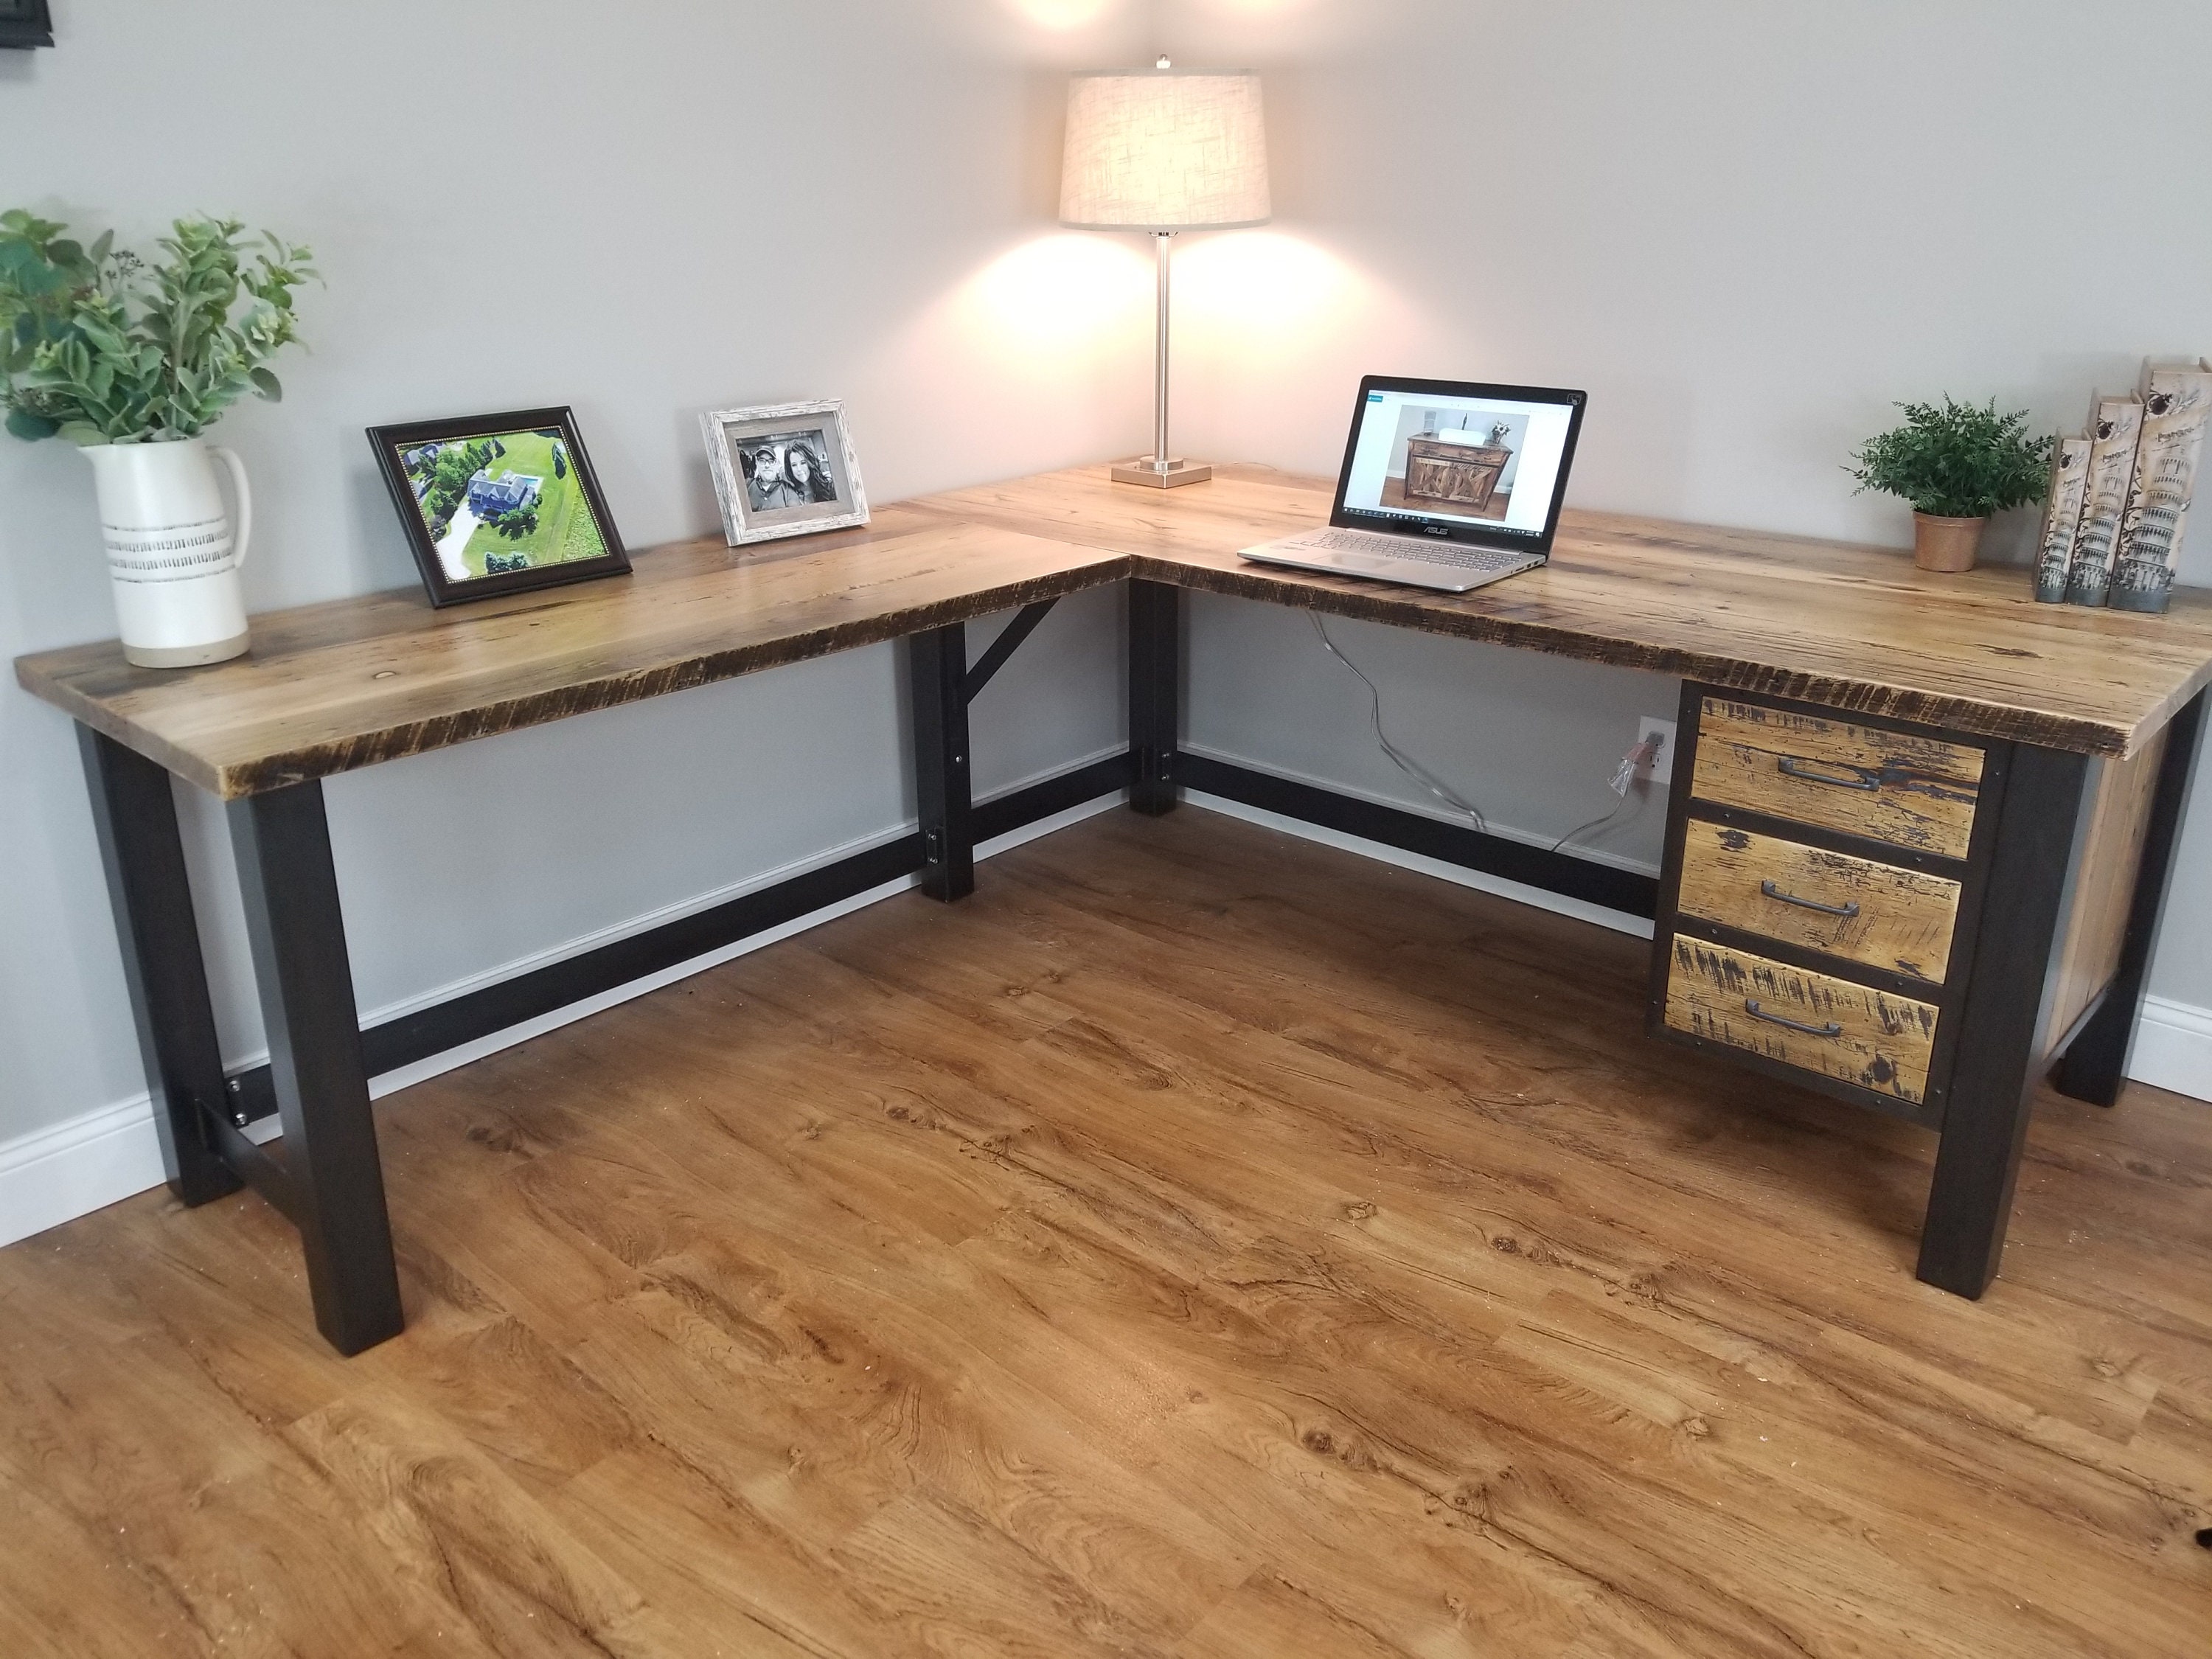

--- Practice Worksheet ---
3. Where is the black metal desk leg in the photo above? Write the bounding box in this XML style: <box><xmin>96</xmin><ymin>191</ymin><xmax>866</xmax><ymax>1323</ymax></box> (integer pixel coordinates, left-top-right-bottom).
<box><xmin>1917</xmin><ymin>744</ymin><xmax>2090</xmax><ymax>1298</ymax></box>
<box><xmin>1130</xmin><ymin>579</ymin><xmax>1180</xmax><ymax>816</ymax></box>
<box><xmin>227</xmin><ymin>781</ymin><xmax>404</xmax><ymax>1354</ymax></box>
<box><xmin>78</xmin><ymin>728</ymin><xmax>243</xmax><ymax>1208</ymax></box>
<box><xmin>910</xmin><ymin>622</ymin><xmax>975</xmax><ymax>902</ymax></box>
<box><xmin>2053</xmin><ymin>689</ymin><xmax>2206</xmax><ymax>1107</ymax></box>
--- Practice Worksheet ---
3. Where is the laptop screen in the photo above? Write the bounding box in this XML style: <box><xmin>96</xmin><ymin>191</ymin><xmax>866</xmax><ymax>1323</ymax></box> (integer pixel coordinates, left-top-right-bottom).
<box><xmin>1331</xmin><ymin>377</ymin><xmax>1586</xmax><ymax>554</ymax></box>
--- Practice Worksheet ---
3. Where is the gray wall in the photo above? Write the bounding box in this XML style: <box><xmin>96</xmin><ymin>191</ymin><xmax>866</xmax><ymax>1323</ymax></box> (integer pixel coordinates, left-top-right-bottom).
<box><xmin>0</xmin><ymin>0</ymin><xmax>1154</xmax><ymax>1150</ymax></box>
<box><xmin>4</xmin><ymin>0</ymin><xmax>2208</xmax><ymax>1169</ymax></box>
<box><xmin>1158</xmin><ymin>0</ymin><xmax>2212</xmax><ymax>1022</ymax></box>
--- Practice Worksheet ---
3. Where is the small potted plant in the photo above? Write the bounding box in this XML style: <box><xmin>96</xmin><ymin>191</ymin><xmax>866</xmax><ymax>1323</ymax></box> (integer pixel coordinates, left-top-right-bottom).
<box><xmin>1848</xmin><ymin>396</ymin><xmax>2053</xmax><ymax>574</ymax></box>
<box><xmin>1</xmin><ymin>212</ymin><xmax>313</xmax><ymax>666</ymax></box>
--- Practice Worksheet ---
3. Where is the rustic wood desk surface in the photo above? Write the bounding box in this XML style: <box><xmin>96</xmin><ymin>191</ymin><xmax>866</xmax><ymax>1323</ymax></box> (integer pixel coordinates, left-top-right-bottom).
<box><xmin>13</xmin><ymin>507</ymin><xmax>1127</xmax><ymax>799</ymax></box>
<box><xmin>918</xmin><ymin>465</ymin><xmax>2212</xmax><ymax>758</ymax></box>
<box><xmin>18</xmin><ymin>464</ymin><xmax>2212</xmax><ymax>799</ymax></box>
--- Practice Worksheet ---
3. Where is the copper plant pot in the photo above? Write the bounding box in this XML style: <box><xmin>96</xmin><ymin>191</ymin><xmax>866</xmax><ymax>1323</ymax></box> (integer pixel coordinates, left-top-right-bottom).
<box><xmin>1912</xmin><ymin>512</ymin><xmax>1986</xmax><ymax>574</ymax></box>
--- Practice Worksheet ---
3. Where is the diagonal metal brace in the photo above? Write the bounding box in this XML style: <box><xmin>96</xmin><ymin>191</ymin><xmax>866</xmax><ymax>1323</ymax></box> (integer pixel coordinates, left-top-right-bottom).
<box><xmin>961</xmin><ymin>598</ymin><xmax>1058</xmax><ymax>703</ymax></box>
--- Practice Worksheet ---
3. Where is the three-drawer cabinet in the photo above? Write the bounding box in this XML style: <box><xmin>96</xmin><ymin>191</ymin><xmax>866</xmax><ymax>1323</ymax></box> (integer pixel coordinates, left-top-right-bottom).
<box><xmin>1648</xmin><ymin>686</ymin><xmax>2171</xmax><ymax>1129</ymax></box>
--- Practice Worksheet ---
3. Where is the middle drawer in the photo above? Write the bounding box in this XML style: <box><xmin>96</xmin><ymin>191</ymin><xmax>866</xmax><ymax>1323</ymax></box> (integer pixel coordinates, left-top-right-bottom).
<box><xmin>1674</xmin><ymin>819</ymin><xmax>1961</xmax><ymax>984</ymax></box>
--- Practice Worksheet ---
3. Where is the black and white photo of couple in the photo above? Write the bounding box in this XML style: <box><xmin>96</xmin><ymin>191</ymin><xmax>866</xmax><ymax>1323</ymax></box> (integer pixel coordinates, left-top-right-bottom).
<box><xmin>740</xmin><ymin>430</ymin><xmax>839</xmax><ymax>512</ymax></box>
<box><xmin>703</xmin><ymin>399</ymin><xmax>869</xmax><ymax>547</ymax></box>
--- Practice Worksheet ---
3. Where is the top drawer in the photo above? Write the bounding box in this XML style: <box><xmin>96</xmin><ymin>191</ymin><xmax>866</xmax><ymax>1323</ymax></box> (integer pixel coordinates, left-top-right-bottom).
<box><xmin>1691</xmin><ymin>698</ymin><xmax>1983</xmax><ymax>860</ymax></box>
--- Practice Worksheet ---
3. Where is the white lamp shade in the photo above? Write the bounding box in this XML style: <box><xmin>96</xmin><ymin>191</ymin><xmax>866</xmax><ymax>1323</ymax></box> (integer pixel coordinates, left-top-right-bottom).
<box><xmin>1060</xmin><ymin>69</ymin><xmax>1270</xmax><ymax>232</ymax></box>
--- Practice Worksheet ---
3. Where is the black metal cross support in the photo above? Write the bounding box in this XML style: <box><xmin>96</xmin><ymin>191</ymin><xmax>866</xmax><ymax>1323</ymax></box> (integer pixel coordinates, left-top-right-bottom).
<box><xmin>77</xmin><ymin>727</ymin><xmax>243</xmax><ymax>1208</ymax></box>
<box><xmin>226</xmin><ymin>781</ymin><xmax>405</xmax><ymax>1355</ymax></box>
<box><xmin>1129</xmin><ymin>579</ymin><xmax>1180</xmax><ymax>816</ymax></box>
<box><xmin>909</xmin><ymin>622</ymin><xmax>975</xmax><ymax>902</ymax></box>
<box><xmin>963</xmin><ymin>599</ymin><xmax>1060</xmax><ymax>703</ymax></box>
<box><xmin>1916</xmin><ymin>742</ymin><xmax>2090</xmax><ymax>1298</ymax></box>
<box><xmin>2053</xmin><ymin>687</ymin><xmax>2206</xmax><ymax>1107</ymax></box>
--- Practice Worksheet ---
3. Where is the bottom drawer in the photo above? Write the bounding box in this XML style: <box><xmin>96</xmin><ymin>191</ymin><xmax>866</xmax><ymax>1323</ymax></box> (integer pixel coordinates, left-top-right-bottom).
<box><xmin>1663</xmin><ymin>937</ymin><xmax>1939</xmax><ymax>1104</ymax></box>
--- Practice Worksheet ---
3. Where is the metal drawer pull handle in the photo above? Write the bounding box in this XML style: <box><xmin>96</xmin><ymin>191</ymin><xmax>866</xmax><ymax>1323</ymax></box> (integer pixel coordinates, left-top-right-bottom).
<box><xmin>1759</xmin><ymin>880</ymin><xmax>1860</xmax><ymax>919</ymax></box>
<box><xmin>1743</xmin><ymin>998</ymin><xmax>1843</xmax><ymax>1038</ymax></box>
<box><xmin>1776</xmin><ymin>755</ymin><xmax>1879</xmax><ymax>791</ymax></box>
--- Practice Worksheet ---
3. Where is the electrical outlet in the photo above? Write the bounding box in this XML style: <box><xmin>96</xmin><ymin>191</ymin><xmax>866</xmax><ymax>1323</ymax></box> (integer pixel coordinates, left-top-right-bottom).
<box><xmin>1636</xmin><ymin>716</ymin><xmax>1677</xmax><ymax>785</ymax></box>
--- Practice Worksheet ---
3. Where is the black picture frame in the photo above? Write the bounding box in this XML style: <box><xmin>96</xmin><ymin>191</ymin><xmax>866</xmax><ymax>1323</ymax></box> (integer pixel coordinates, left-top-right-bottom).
<box><xmin>0</xmin><ymin>0</ymin><xmax>55</xmax><ymax>49</ymax></box>
<box><xmin>367</xmin><ymin>406</ymin><xmax>630</xmax><ymax>608</ymax></box>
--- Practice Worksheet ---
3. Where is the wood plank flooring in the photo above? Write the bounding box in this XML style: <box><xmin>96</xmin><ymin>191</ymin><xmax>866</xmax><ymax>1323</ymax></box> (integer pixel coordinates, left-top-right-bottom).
<box><xmin>4</xmin><ymin>807</ymin><xmax>2210</xmax><ymax>1658</ymax></box>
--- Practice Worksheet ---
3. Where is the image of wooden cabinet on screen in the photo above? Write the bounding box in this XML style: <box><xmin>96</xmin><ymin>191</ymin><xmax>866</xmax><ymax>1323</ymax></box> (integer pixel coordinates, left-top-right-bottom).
<box><xmin>1378</xmin><ymin>403</ymin><xmax>1526</xmax><ymax>520</ymax></box>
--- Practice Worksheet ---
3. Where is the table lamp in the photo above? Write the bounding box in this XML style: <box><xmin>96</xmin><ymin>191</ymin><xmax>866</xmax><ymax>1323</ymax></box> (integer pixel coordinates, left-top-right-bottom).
<box><xmin>1060</xmin><ymin>58</ymin><xmax>1270</xmax><ymax>488</ymax></box>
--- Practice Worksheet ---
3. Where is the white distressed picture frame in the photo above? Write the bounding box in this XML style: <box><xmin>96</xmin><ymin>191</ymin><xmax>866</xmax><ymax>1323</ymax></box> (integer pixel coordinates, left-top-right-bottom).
<box><xmin>700</xmin><ymin>398</ymin><xmax>871</xmax><ymax>547</ymax></box>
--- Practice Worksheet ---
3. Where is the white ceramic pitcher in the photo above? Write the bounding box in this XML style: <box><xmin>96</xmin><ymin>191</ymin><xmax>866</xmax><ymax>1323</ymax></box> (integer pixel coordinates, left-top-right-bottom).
<box><xmin>81</xmin><ymin>437</ymin><xmax>252</xmax><ymax>667</ymax></box>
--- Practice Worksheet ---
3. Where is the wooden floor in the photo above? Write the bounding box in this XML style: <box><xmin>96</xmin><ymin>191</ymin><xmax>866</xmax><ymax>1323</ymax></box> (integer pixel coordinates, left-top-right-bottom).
<box><xmin>4</xmin><ymin>807</ymin><xmax>2211</xmax><ymax>1658</ymax></box>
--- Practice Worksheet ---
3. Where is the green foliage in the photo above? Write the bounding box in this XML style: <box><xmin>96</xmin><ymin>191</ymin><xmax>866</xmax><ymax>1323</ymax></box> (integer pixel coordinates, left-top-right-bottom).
<box><xmin>422</xmin><ymin>439</ymin><xmax>495</xmax><ymax>524</ymax></box>
<box><xmin>1848</xmin><ymin>396</ymin><xmax>2053</xmax><ymax>519</ymax></box>
<box><xmin>0</xmin><ymin>209</ymin><xmax>314</xmax><ymax>445</ymax></box>
<box><xmin>487</xmin><ymin>506</ymin><xmax>539</xmax><ymax>540</ymax></box>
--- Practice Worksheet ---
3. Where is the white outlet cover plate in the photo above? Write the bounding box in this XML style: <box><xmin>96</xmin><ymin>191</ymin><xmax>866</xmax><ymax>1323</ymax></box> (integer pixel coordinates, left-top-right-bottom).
<box><xmin>1638</xmin><ymin>717</ymin><xmax>1677</xmax><ymax>785</ymax></box>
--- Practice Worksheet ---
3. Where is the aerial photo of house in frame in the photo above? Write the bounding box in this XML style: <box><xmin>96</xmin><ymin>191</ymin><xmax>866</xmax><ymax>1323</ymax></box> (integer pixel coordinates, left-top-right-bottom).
<box><xmin>369</xmin><ymin>406</ymin><xmax>630</xmax><ymax>605</ymax></box>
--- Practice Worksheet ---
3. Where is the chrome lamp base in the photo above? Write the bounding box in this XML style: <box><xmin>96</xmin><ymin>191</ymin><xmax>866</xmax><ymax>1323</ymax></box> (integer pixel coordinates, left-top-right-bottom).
<box><xmin>1110</xmin><ymin>456</ymin><xmax>1212</xmax><ymax>489</ymax></box>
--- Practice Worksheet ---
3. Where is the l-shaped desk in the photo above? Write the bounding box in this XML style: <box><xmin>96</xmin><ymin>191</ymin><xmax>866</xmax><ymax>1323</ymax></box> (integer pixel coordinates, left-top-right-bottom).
<box><xmin>18</xmin><ymin>465</ymin><xmax>2212</xmax><ymax>1354</ymax></box>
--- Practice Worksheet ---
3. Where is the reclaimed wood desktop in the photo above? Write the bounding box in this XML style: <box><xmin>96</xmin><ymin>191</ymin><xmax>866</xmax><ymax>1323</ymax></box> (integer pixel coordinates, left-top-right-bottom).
<box><xmin>18</xmin><ymin>465</ymin><xmax>2212</xmax><ymax>1354</ymax></box>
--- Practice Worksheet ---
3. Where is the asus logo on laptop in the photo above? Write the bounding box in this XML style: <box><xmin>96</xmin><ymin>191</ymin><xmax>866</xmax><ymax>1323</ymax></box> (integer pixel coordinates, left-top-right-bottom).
<box><xmin>1421</xmin><ymin>523</ymin><xmax>1450</xmax><ymax>535</ymax></box>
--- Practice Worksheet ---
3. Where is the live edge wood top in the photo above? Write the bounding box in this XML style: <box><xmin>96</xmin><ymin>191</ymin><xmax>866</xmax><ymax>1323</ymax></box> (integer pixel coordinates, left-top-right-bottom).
<box><xmin>914</xmin><ymin>465</ymin><xmax>2212</xmax><ymax>762</ymax></box>
<box><xmin>16</xmin><ymin>463</ymin><xmax>2212</xmax><ymax>797</ymax></box>
<box><xmin>13</xmin><ymin>508</ymin><xmax>1130</xmax><ymax>799</ymax></box>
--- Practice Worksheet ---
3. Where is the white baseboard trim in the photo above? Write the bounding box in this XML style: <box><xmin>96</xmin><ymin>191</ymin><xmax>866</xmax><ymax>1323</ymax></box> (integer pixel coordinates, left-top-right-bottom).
<box><xmin>10</xmin><ymin>759</ymin><xmax>2205</xmax><ymax>1249</ymax></box>
<box><xmin>0</xmin><ymin>1096</ymin><xmax>181</xmax><ymax>1254</ymax></box>
<box><xmin>2129</xmin><ymin>994</ymin><xmax>2212</xmax><ymax>1102</ymax></box>
<box><xmin>0</xmin><ymin>759</ymin><xmax>1127</xmax><ymax>1250</ymax></box>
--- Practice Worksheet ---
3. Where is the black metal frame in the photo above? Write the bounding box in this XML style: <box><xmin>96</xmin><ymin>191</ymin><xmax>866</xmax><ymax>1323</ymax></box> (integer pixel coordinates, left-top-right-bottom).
<box><xmin>72</xmin><ymin>575</ymin><xmax>2209</xmax><ymax>1352</ymax></box>
<box><xmin>1916</xmin><ymin>742</ymin><xmax>2092</xmax><ymax>1295</ymax></box>
<box><xmin>910</xmin><ymin>623</ymin><xmax>976</xmax><ymax>902</ymax></box>
<box><xmin>2051</xmin><ymin>689</ymin><xmax>2206</xmax><ymax>1107</ymax></box>
<box><xmin>905</xmin><ymin>597</ymin><xmax>1063</xmax><ymax>902</ymax></box>
<box><xmin>1177</xmin><ymin>754</ymin><xmax>1660</xmax><ymax>917</ymax></box>
<box><xmin>226</xmin><ymin>781</ymin><xmax>406</xmax><ymax>1354</ymax></box>
<box><xmin>80</xmin><ymin>595</ymin><xmax>1081</xmax><ymax>1353</ymax></box>
<box><xmin>80</xmin><ymin>730</ymin><xmax>242</xmax><ymax>1208</ymax></box>
<box><xmin>81</xmin><ymin>728</ymin><xmax>402</xmax><ymax>1353</ymax></box>
<box><xmin>1130</xmin><ymin>580</ymin><xmax>1180</xmax><ymax>816</ymax></box>
<box><xmin>0</xmin><ymin>0</ymin><xmax>53</xmax><ymax>49</ymax></box>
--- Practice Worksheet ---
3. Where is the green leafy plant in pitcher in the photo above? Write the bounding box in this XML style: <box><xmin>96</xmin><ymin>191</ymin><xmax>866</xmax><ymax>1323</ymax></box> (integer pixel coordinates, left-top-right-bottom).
<box><xmin>0</xmin><ymin>212</ymin><xmax>315</xmax><ymax>665</ymax></box>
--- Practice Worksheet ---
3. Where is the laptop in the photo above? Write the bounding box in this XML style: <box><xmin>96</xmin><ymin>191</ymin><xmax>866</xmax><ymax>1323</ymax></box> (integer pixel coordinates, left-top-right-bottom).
<box><xmin>1242</xmin><ymin>375</ymin><xmax>1587</xmax><ymax>593</ymax></box>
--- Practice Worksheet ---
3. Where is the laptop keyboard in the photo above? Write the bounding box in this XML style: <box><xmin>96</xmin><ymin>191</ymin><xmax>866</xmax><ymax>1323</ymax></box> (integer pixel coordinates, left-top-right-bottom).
<box><xmin>1302</xmin><ymin>529</ymin><xmax>1533</xmax><ymax>572</ymax></box>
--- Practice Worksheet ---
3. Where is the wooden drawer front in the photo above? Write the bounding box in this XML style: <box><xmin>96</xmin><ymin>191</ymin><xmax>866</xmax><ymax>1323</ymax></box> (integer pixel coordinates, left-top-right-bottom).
<box><xmin>1405</xmin><ymin>449</ymin><xmax>1506</xmax><ymax>507</ymax></box>
<box><xmin>1663</xmin><ymin>937</ymin><xmax>1939</xmax><ymax>1104</ymax></box>
<box><xmin>1691</xmin><ymin>698</ymin><xmax>1983</xmax><ymax>859</ymax></box>
<box><xmin>1674</xmin><ymin>821</ymin><xmax>1962</xmax><ymax>983</ymax></box>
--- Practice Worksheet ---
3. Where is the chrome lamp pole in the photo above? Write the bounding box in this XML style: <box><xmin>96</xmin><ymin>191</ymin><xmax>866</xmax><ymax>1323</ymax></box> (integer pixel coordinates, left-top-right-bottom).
<box><xmin>1149</xmin><ymin>231</ymin><xmax>1174</xmax><ymax>481</ymax></box>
